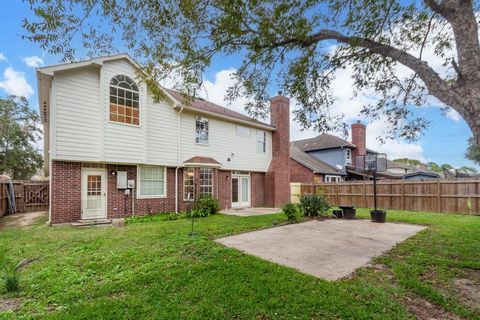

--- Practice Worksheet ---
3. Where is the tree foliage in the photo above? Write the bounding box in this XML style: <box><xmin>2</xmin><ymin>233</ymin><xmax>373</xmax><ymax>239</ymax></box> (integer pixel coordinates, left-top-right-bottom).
<box><xmin>0</xmin><ymin>96</ymin><xmax>43</xmax><ymax>180</ymax></box>
<box><xmin>22</xmin><ymin>0</ymin><xmax>480</xmax><ymax>144</ymax></box>
<box><xmin>466</xmin><ymin>137</ymin><xmax>480</xmax><ymax>165</ymax></box>
<box><xmin>393</xmin><ymin>158</ymin><xmax>422</xmax><ymax>166</ymax></box>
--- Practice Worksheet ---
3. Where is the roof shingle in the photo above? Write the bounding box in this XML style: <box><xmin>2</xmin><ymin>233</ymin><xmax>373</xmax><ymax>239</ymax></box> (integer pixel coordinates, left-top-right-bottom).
<box><xmin>290</xmin><ymin>146</ymin><xmax>345</xmax><ymax>175</ymax></box>
<box><xmin>292</xmin><ymin>133</ymin><xmax>355</xmax><ymax>152</ymax></box>
<box><xmin>166</xmin><ymin>89</ymin><xmax>273</xmax><ymax>129</ymax></box>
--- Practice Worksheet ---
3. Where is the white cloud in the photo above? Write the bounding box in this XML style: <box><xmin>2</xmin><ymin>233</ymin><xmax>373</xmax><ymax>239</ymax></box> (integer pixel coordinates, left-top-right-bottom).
<box><xmin>0</xmin><ymin>53</ymin><xmax>6</xmax><ymax>62</ymax></box>
<box><xmin>195</xmin><ymin>67</ymin><xmax>427</xmax><ymax>161</ymax></box>
<box><xmin>201</xmin><ymin>68</ymin><xmax>250</xmax><ymax>115</ymax></box>
<box><xmin>445</xmin><ymin>108</ymin><xmax>462</xmax><ymax>122</ymax></box>
<box><xmin>23</xmin><ymin>56</ymin><xmax>44</xmax><ymax>68</ymax></box>
<box><xmin>0</xmin><ymin>67</ymin><xmax>34</xmax><ymax>97</ymax></box>
<box><xmin>365</xmin><ymin>119</ymin><xmax>426</xmax><ymax>162</ymax></box>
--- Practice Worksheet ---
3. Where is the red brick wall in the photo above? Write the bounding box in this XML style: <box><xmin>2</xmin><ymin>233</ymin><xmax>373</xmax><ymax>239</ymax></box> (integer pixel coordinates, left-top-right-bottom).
<box><xmin>251</xmin><ymin>172</ymin><xmax>265</xmax><ymax>207</ymax></box>
<box><xmin>51</xmin><ymin>161</ymin><xmax>269</xmax><ymax>223</ymax></box>
<box><xmin>105</xmin><ymin>164</ymin><xmax>176</xmax><ymax>218</ymax></box>
<box><xmin>351</xmin><ymin>121</ymin><xmax>366</xmax><ymax>166</ymax></box>
<box><xmin>289</xmin><ymin>159</ymin><xmax>323</xmax><ymax>183</ymax></box>
<box><xmin>266</xmin><ymin>94</ymin><xmax>291</xmax><ymax>207</ymax></box>
<box><xmin>217</xmin><ymin>170</ymin><xmax>232</xmax><ymax>210</ymax></box>
<box><xmin>51</xmin><ymin>161</ymin><xmax>82</xmax><ymax>224</ymax></box>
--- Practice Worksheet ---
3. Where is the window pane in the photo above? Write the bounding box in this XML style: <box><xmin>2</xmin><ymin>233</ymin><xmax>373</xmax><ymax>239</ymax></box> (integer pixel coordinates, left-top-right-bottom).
<box><xmin>195</xmin><ymin>117</ymin><xmax>209</xmax><ymax>144</ymax></box>
<box><xmin>138</xmin><ymin>166</ymin><xmax>164</xmax><ymax>197</ymax></box>
<box><xmin>110</xmin><ymin>75</ymin><xmax>139</xmax><ymax>125</ymax></box>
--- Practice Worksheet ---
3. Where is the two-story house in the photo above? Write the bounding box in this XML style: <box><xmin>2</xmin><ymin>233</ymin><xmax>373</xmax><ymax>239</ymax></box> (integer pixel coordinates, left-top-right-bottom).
<box><xmin>37</xmin><ymin>54</ymin><xmax>290</xmax><ymax>225</ymax></box>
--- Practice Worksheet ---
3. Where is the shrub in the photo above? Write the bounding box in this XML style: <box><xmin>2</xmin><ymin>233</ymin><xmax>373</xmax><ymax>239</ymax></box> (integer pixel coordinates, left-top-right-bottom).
<box><xmin>299</xmin><ymin>194</ymin><xmax>330</xmax><ymax>217</ymax></box>
<box><xmin>186</xmin><ymin>209</ymin><xmax>209</xmax><ymax>219</ymax></box>
<box><xmin>194</xmin><ymin>196</ymin><xmax>220</xmax><ymax>216</ymax></box>
<box><xmin>0</xmin><ymin>254</ymin><xmax>19</xmax><ymax>293</ymax></box>
<box><xmin>282</xmin><ymin>203</ymin><xmax>304</xmax><ymax>222</ymax></box>
<box><xmin>3</xmin><ymin>269</ymin><xmax>19</xmax><ymax>293</ymax></box>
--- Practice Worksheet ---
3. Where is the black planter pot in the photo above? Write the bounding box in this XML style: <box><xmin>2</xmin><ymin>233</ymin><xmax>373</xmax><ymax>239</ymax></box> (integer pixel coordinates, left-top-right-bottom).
<box><xmin>370</xmin><ymin>210</ymin><xmax>387</xmax><ymax>223</ymax></box>
<box><xmin>342</xmin><ymin>208</ymin><xmax>356</xmax><ymax>219</ymax></box>
<box><xmin>332</xmin><ymin>210</ymin><xmax>343</xmax><ymax>218</ymax></box>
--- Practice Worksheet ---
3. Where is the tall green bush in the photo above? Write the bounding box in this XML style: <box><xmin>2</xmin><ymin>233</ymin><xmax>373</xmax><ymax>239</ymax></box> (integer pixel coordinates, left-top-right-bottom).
<box><xmin>299</xmin><ymin>194</ymin><xmax>330</xmax><ymax>217</ymax></box>
<box><xmin>194</xmin><ymin>195</ymin><xmax>220</xmax><ymax>216</ymax></box>
<box><xmin>282</xmin><ymin>203</ymin><xmax>304</xmax><ymax>222</ymax></box>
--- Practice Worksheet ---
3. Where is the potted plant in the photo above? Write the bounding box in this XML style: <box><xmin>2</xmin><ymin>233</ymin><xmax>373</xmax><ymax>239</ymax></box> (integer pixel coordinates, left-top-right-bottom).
<box><xmin>370</xmin><ymin>209</ymin><xmax>386</xmax><ymax>223</ymax></box>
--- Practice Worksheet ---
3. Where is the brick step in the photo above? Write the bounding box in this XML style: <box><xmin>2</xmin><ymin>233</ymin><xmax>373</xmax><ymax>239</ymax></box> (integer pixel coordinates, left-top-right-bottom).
<box><xmin>71</xmin><ymin>219</ymin><xmax>113</xmax><ymax>227</ymax></box>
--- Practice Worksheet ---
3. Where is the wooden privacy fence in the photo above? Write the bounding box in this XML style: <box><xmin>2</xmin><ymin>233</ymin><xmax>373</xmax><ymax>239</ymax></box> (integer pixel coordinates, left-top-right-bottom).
<box><xmin>296</xmin><ymin>180</ymin><xmax>480</xmax><ymax>215</ymax></box>
<box><xmin>0</xmin><ymin>181</ymin><xmax>49</xmax><ymax>216</ymax></box>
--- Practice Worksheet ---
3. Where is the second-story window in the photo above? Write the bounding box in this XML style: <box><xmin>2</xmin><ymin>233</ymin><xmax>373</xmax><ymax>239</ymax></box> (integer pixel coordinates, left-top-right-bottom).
<box><xmin>110</xmin><ymin>75</ymin><xmax>139</xmax><ymax>125</ymax></box>
<box><xmin>195</xmin><ymin>117</ymin><xmax>209</xmax><ymax>144</ymax></box>
<box><xmin>256</xmin><ymin>131</ymin><xmax>266</xmax><ymax>153</ymax></box>
<box><xmin>346</xmin><ymin>148</ymin><xmax>352</xmax><ymax>165</ymax></box>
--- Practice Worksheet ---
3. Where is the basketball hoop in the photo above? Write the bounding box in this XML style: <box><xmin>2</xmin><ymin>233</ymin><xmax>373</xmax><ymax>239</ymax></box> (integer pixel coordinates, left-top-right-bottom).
<box><xmin>355</xmin><ymin>153</ymin><xmax>387</xmax><ymax>212</ymax></box>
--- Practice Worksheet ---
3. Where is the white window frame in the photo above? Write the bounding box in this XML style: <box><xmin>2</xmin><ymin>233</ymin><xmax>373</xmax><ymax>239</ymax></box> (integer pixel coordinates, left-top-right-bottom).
<box><xmin>325</xmin><ymin>175</ymin><xmax>341</xmax><ymax>183</ymax></box>
<box><xmin>345</xmin><ymin>148</ymin><xmax>352</xmax><ymax>165</ymax></box>
<box><xmin>236</xmin><ymin>125</ymin><xmax>251</xmax><ymax>137</ymax></box>
<box><xmin>199</xmin><ymin>168</ymin><xmax>214</xmax><ymax>197</ymax></box>
<box><xmin>256</xmin><ymin>130</ymin><xmax>266</xmax><ymax>153</ymax></box>
<box><xmin>183</xmin><ymin>168</ymin><xmax>195</xmax><ymax>201</ymax></box>
<box><xmin>137</xmin><ymin>166</ymin><xmax>167</xmax><ymax>199</ymax></box>
<box><xmin>195</xmin><ymin>117</ymin><xmax>209</xmax><ymax>145</ymax></box>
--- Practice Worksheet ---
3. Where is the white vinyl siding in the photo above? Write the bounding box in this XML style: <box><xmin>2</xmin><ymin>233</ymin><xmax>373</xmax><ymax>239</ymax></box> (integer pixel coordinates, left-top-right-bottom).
<box><xmin>179</xmin><ymin>113</ymin><xmax>272</xmax><ymax>172</ymax></box>
<box><xmin>137</xmin><ymin>166</ymin><xmax>166</xmax><ymax>198</ymax></box>
<box><xmin>49</xmin><ymin>58</ymin><xmax>272</xmax><ymax>172</ymax></box>
<box><xmin>236</xmin><ymin>125</ymin><xmax>251</xmax><ymax>137</ymax></box>
<box><xmin>54</xmin><ymin>67</ymin><xmax>101</xmax><ymax>160</ymax></box>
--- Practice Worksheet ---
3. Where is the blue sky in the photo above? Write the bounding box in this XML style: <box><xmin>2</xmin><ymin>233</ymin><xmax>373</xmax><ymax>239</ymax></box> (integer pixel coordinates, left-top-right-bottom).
<box><xmin>0</xmin><ymin>0</ymin><xmax>478</xmax><ymax>170</ymax></box>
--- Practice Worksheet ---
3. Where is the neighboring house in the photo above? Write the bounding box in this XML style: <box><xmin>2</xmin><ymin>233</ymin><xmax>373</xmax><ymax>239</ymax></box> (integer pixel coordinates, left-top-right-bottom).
<box><xmin>290</xmin><ymin>121</ymin><xmax>368</xmax><ymax>182</ymax></box>
<box><xmin>290</xmin><ymin>121</ymin><xmax>438</xmax><ymax>182</ymax></box>
<box><xmin>37</xmin><ymin>53</ymin><xmax>290</xmax><ymax>225</ymax></box>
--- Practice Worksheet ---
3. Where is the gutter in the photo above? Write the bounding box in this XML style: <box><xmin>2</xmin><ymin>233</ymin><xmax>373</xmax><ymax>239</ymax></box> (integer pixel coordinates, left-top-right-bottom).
<box><xmin>175</xmin><ymin>103</ymin><xmax>183</xmax><ymax>213</ymax></box>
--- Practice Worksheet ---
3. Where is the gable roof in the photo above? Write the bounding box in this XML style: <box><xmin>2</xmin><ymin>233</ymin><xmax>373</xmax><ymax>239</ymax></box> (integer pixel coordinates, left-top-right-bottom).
<box><xmin>290</xmin><ymin>146</ymin><xmax>346</xmax><ymax>175</ymax></box>
<box><xmin>37</xmin><ymin>53</ymin><xmax>274</xmax><ymax>131</ymax></box>
<box><xmin>292</xmin><ymin>133</ymin><xmax>355</xmax><ymax>152</ymax></box>
<box><xmin>166</xmin><ymin>89</ymin><xmax>274</xmax><ymax>130</ymax></box>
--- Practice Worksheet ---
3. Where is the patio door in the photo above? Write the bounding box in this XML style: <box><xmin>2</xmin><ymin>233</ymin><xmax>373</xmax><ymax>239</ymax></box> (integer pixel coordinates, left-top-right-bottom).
<box><xmin>81</xmin><ymin>169</ymin><xmax>107</xmax><ymax>220</ymax></box>
<box><xmin>232</xmin><ymin>174</ymin><xmax>250</xmax><ymax>208</ymax></box>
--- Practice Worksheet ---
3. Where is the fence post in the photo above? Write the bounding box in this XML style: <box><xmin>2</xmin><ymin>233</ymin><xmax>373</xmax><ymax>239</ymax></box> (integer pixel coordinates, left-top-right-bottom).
<box><xmin>335</xmin><ymin>182</ymin><xmax>339</xmax><ymax>205</ymax></box>
<box><xmin>437</xmin><ymin>180</ymin><xmax>441</xmax><ymax>213</ymax></box>
<box><xmin>401</xmin><ymin>180</ymin><xmax>405</xmax><ymax>210</ymax></box>
<box><xmin>363</xmin><ymin>181</ymin><xmax>367</xmax><ymax>208</ymax></box>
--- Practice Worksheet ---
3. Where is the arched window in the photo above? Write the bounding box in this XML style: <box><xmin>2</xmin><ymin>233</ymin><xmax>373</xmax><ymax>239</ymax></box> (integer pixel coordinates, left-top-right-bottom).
<box><xmin>109</xmin><ymin>75</ymin><xmax>139</xmax><ymax>125</ymax></box>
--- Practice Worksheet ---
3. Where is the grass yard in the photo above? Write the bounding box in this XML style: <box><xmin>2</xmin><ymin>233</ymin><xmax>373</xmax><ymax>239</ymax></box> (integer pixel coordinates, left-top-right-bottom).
<box><xmin>0</xmin><ymin>209</ymin><xmax>479</xmax><ymax>319</ymax></box>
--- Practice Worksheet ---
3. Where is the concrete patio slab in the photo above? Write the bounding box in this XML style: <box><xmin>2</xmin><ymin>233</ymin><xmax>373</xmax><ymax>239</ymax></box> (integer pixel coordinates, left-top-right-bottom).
<box><xmin>216</xmin><ymin>219</ymin><xmax>425</xmax><ymax>280</ymax></box>
<box><xmin>221</xmin><ymin>207</ymin><xmax>280</xmax><ymax>217</ymax></box>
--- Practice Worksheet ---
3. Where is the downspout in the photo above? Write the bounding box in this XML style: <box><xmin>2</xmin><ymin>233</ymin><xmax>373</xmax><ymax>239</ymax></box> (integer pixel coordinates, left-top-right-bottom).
<box><xmin>175</xmin><ymin>104</ymin><xmax>184</xmax><ymax>213</ymax></box>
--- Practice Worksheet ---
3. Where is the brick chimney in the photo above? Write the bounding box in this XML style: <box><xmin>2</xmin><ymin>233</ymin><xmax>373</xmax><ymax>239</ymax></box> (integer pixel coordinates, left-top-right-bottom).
<box><xmin>265</xmin><ymin>91</ymin><xmax>290</xmax><ymax>207</ymax></box>
<box><xmin>351</xmin><ymin>120</ymin><xmax>366</xmax><ymax>166</ymax></box>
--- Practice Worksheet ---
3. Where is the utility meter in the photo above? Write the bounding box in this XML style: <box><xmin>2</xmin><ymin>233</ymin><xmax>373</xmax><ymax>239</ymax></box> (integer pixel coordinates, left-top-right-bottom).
<box><xmin>127</xmin><ymin>180</ymin><xmax>135</xmax><ymax>188</ymax></box>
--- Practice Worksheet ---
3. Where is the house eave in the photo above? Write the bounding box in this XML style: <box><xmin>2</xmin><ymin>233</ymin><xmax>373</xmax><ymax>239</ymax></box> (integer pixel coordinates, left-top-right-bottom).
<box><xmin>176</xmin><ymin>105</ymin><xmax>276</xmax><ymax>132</ymax></box>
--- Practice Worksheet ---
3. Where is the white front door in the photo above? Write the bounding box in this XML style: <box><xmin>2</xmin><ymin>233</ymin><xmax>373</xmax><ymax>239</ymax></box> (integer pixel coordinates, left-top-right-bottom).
<box><xmin>232</xmin><ymin>175</ymin><xmax>250</xmax><ymax>208</ymax></box>
<box><xmin>81</xmin><ymin>169</ymin><xmax>107</xmax><ymax>220</ymax></box>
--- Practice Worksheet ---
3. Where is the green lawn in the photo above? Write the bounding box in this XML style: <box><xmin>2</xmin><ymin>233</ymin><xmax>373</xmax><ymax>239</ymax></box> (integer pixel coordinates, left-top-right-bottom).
<box><xmin>0</xmin><ymin>209</ymin><xmax>479</xmax><ymax>319</ymax></box>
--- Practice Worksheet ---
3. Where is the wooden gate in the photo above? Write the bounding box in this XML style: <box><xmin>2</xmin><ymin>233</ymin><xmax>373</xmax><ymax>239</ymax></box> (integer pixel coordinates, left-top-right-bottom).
<box><xmin>0</xmin><ymin>181</ymin><xmax>49</xmax><ymax>216</ymax></box>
